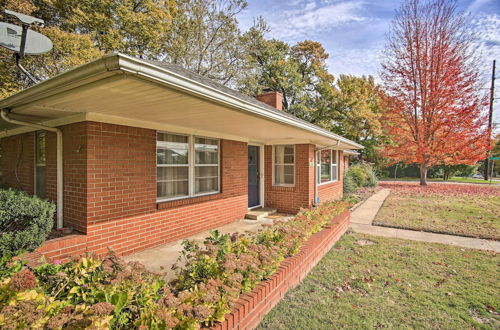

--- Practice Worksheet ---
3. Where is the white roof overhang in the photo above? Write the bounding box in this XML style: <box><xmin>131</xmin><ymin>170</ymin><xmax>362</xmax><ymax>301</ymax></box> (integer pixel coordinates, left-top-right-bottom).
<box><xmin>0</xmin><ymin>53</ymin><xmax>363</xmax><ymax>149</ymax></box>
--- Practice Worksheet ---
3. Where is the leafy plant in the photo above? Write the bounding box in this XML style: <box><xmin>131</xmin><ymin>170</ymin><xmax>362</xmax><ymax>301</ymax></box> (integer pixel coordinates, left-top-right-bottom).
<box><xmin>344</xmin><ymin>163</ymin><xmax>378</xmax><ymax>194</ymax></box>
<box><xmin>0</xmin><ymin>188</ymin><xmax>55</xmax><ymax>256</ymax></box>
<box><xmin>0</xmin><ymin>199</ymin><xmax>352</xmax><ymax>329</ymax></box>
<box><xmin>343</xmin><ymin>172</ymin><xmax>358</xmax><ymax>194</ymax></box>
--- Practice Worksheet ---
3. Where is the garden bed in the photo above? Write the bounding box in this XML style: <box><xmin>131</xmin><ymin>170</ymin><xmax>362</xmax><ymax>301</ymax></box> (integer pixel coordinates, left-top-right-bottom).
<box><xmin>0</xmin><ymin>199</ymin><xmax>352</xmax><ymax>329</ymax></box>
<box><xmin>374</xmin><ymin>182</ymin><xmax>500</xmax><ymax>240</ymax></box>
<box><xmin>213</xmin><ymin>209</ymin><xmax>350</xmax><ymax>329</ymax></box>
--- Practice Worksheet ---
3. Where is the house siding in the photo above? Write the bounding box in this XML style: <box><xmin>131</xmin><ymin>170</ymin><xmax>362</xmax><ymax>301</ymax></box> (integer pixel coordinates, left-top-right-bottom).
<box><xmin>83</xmin><ymin>126</ymin><xmax>248</xmax><ymax>256</ymax></box>
<box><xmin>61</xmin><ymin>122</ymin><xmax>89</xmax><ymax>233</ymax></box>
<box><xmin>318</xmin><ymin>150</ymin><xmax>344</xmax><ymax>203</ymax></box>
<box><xmin>85</xmin><ymin>122</ymin><xmax>157</xmax><ymax>226</ymax></box>
<box><xmin>264</xmin><ymin>144</ymin><xmax>315</xmax><ymax>214</ymax></box>
<box><xmin>1</xmin><ymin>121</ymin><xmax>347</xmax><ymax>260</ymax></box>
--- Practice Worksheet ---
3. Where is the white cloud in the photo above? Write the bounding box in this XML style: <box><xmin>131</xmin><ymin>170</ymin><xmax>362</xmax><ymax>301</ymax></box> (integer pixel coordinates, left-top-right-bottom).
<box><xmin>470</xmin><ymin>14</ymin><xmax>500</xmax><ymax>75</ymax></box>
<box><xmin>328</xmin><ymin>46</ymin><xmax>383</xmax><ymax>78</ymax></box>
<box><xmin>269</xmin><ymin>1</ymin><xmax>367</xmax><ymax>40</ymax></box>
<box><xmin>469</xmin><ymin>13</ymin><xmax>500</xmax><ymax>123</ymax></box>
<box><xmin>466</xmin><ymin>0</ymin><xmax>495</xmax><ymax>13</ymax></box>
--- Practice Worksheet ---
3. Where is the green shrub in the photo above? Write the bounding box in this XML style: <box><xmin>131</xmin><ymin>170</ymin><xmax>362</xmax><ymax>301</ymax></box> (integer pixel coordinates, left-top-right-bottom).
<box><xmin>362</xmin><ymin>164</ymin><xmax>378</xmax><ymax>187</ymax></box>
<box><xmin>344</xmin><ymin>163</ymin><xmax>378</xmax><ymax>194</ymax></box>
<box><xmin>0</xmin><ymin>199</ymin><xmax>353</xmax><ymax>329</ymax></box>
<box><xmin>0</xmin><ymin>188</ymin><xmax>55</xmax><ymax>255</ymax></box>
<box><xmin>343</xmin><ymin>173</ymin><xmax>357</xmax><ymax>194</ymax></box>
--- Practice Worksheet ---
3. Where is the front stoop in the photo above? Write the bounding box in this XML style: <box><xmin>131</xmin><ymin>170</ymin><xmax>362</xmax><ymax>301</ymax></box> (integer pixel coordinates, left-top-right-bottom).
<box><xmin>245</xmin><ymin>207</ymin><xmax>277</xmax><ymax>220</ymax></box>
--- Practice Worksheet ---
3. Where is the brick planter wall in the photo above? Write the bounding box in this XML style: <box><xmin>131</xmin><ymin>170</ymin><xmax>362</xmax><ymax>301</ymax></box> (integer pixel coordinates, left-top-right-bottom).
<box><xmin>36</xmin><ymin>234</ymin><xmax>88</xmax><ymax>261</ymax></box>
<box><xmin>213</xmin><ymin>209</ymin><xmax>351</xmax><ymax>330</ymax></box>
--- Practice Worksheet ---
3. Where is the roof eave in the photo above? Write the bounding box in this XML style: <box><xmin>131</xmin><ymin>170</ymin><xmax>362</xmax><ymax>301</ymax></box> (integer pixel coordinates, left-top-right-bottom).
<box><xmin>1</xmin><ymin>53</ymin><xmax>364</xmax><ymax>150</ymax></box>
<box><xmin>0</xmin><ymin>53</ymin><xmax>120</xmax><ymax>110</ymax></box>
<box><xmin>115</xmin><ymin>54</ymin><xmax>363</xmax><ymax>149</ymax></box>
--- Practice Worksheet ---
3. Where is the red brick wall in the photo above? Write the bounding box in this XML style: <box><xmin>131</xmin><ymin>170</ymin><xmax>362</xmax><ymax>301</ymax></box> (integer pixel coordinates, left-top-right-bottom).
<box><xmin>82</xmin><ymin>134</ymin><xmax>248</xmax><ymax>256</ymax></box>
<box><xmin>85</xmin><ymin>122</ymin><xmax>157</xmax><ymax>225</ymax></box>
<box><xmin>318</xmin><ymin>150</ymin><xmax>344</xmax><ymax>203</ymax></box>
<box><xmin>264</xmin><ymin>144</ymin><xmax>315</xmax><ymax>214</ymax></box>
<box><xmin>0</xmin><ymin>132</ymin><xmax>35</xmax><ymax>194</ymax></box>
<box><xmin>30</xmin><ymin>126</ymin><xmax>248</xmax><ymax>260</ymax></box>
<box><xmin>68</xmin><ymin>123</ymin><xmax>246</xmax><ymax>256</ymax></box>
<box><xmin>2</xmin><ymin>120</ymin><xmax>347</xmax><ymax>261</ymax></box>
<box><xmin>85</xmin><ymin>194</ymin><xmax>247</xmax><ymax>256</ymax></box>
<box><xmin>61</xmin><ymin>123</ymin><xmax>88</xmax><ymax>233</ymax></box>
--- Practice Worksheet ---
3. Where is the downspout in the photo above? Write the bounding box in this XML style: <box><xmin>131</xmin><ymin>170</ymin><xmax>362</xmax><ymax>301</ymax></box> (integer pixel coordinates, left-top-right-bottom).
<box><xmin>314</xmin><ymin>140</ymin><xmax>341</xmax><ymax>206</ymax></box>
<box><xmin>1</xmin><ymin>109</ymin><xmax>64</xmax><ymax>229</ymax></box>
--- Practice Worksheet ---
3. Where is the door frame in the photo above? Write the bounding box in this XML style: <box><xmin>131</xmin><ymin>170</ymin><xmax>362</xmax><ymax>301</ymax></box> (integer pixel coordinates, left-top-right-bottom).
<box><xmin>248</xmin><ymin>143</ymin><xmax>265</xmax><ymax>209</ymax></box>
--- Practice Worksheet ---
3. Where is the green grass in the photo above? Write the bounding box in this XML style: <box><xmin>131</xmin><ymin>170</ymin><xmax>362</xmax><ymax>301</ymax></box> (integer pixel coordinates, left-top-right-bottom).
<box><xmin>373</xmin><ymin>193</ymin><xmax>500</xmax><ymax>240</ymax></box>
<box><xmin>258</xmin><ymin>233</ymin><xmax>500</xmax><ymax>329</ymax></box>
<box><xmin>448</xmin><ymin>177</ymin><xmax>499</xmax><ymax>184</ymax></box>
<box><xmin>381</xmin><ymin>177</ymin><xmax>500</xmax><ymax>185</ymax></box>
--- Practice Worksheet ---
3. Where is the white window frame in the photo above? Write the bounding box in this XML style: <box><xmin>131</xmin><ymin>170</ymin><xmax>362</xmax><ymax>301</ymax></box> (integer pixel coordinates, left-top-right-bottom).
<box><xmin>156</xmin><ymin>132</ymin><xmax>220</xmax><ymax>203</ymax></box>
<box><xmin>272</xmin><ymin>144</ymin><xmax>295</xmax><ymax>187</ymax></box>
<box><xmin>35</xmin><ymin>131</ymin><xmax>46</xmax><ymax>198</ymax></box>
<box><xmin>317</xmin><ymin>149</ymin><xmax>338</xmax><ymax>185</ymax></box>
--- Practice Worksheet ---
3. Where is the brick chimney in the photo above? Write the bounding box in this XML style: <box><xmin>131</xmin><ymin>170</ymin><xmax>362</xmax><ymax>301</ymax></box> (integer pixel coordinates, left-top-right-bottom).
<box><xmin>256</xmin><ymin>91</ymin><xmax>283</xmax><ymax>111</ymax></box>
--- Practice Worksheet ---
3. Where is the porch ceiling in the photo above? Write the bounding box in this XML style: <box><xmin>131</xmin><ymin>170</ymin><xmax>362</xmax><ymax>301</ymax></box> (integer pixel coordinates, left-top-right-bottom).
<box><xmin>0</xmin><ymin>54</ymin><xmax>362</xmax><ymax>149</ymax></box>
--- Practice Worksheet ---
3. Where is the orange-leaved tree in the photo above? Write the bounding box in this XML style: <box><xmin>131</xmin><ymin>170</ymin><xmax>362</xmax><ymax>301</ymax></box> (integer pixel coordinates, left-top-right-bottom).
<box><xmin>381</xmin><ymin>0</ymin><xmax>489</xmax><ymax>185</ymax></box>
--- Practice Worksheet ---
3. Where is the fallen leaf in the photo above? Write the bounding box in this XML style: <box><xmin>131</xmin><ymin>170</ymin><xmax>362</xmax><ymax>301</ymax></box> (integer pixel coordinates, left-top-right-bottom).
<box><xmin>435</xmin><ymin>279</ymin><xmax>446</xmax><ymax>288</ymax></box>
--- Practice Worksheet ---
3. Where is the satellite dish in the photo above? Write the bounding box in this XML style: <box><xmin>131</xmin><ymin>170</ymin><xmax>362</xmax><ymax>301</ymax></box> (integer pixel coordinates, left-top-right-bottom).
<box><xmin>1</xmin><ymin>10</ymin><xmax>54</xmax><ymax>84</ymax></box>
<box><xmin>4</xmin><ymin>10</ymin><xmax>44</xmax><ymax>25</ymax></box>
<box><xmin>0</xmin><ymin>22</ymin><xmax>53</xmax><ymax>54</ymax></box>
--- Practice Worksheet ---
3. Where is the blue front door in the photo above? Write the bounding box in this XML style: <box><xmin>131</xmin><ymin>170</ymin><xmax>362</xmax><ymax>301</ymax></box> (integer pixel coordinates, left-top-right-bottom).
<box><xmin>248</xmin><ymin>145</ymin><xmax>260</xmax><ymax>208</ymax></box>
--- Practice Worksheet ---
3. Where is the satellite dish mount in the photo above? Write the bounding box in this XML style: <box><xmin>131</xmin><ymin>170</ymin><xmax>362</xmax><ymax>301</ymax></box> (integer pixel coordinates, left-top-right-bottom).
<box><xmin>1</xmin><ymin>10</ymin><xmax>53</xmax><ymax>84</ymax></box>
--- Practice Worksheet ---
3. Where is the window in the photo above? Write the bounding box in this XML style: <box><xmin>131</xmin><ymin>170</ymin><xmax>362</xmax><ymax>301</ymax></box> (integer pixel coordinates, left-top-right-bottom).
<box><xmin>317</xmin><ymin>149</ymin><xmax>338</xmax><ymax>184</ymax></box>
<box><xmin>195</xmin><ymin>137</ymin><xmax>219</xmax><ymax>194</ymax></box>
<box><xmin>156</xmin><ymin>132</ymin><xmax>219</xmax><ymax>201</ymax></box>
<box><xmin>157</xmin><ymin>133</ymin><xmax>189</xmax><ymax>200</ymax></box>
<box><xmin>35</xmin><ymin>131</ymin><xmax>46</xmax><ymax>198</ymax></box>
<box><xmin>274</xmin><ymin>145</ymin><xmax>294</xmax><ymax>186</ymax></box>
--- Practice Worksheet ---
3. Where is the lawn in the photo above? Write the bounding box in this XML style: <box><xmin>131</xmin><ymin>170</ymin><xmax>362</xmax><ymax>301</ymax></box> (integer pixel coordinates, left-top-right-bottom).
<box><xmin>374</xmin><ymin>182</ymin><xmax>500</xmax><ymax>240</ymax></box>
<box><xmin>258</xmin><ymin>233</ymin><xmax>500</xmax><ymax>329</ymax></box>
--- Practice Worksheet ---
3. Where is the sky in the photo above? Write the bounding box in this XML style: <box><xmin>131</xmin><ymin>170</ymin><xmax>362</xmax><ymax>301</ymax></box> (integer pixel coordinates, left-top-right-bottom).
<box><xmin>237</xmin><ymin>0</ymin><xmax>500</xmax><ymax>122</ymax></box>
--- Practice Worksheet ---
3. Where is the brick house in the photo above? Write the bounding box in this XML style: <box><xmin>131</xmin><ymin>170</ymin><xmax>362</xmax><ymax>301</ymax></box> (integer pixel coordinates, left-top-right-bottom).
<box><xmin>0</xmin><ymin>53</ymin><xmax>362</xmax><ymax>260</ymax></box>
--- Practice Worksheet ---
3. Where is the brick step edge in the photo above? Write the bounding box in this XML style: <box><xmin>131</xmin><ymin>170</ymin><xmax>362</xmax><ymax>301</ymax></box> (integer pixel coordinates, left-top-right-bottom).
<box><xmin>211</xmin><ymin>209</ymin><xmax>351</xmax><ymax>330</ymax></box>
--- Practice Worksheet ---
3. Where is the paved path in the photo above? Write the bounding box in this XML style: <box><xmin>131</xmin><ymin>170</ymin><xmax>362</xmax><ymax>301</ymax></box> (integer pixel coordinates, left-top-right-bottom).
<box><xmin>124</xmin><ymin>214</ymin><xmax>293</xmax><ymax>279</ymax></box>
<box><xmin>351</xmin><ymin>189</ymin><xmax>391</xmax><ymax>225</ymax></box>
<box><xmin>350</xmin><ymin>189</ymin><xmax>500</xmax><ymax>253</ymax></box>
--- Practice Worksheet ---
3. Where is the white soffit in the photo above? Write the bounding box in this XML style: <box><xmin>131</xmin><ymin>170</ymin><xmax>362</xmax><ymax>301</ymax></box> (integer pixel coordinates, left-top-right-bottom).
<box><xmin>0</xmin><ymin>54</ymin><xmax>363</xmax><ymax>149</ymax></box>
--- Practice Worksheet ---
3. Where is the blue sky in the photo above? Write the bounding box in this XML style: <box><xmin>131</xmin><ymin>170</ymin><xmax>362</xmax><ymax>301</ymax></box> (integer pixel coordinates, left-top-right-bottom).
<box><xmin>237</xmin><ymin>0</ymin><xmax>500</xmax><ymax>122</ymax></box>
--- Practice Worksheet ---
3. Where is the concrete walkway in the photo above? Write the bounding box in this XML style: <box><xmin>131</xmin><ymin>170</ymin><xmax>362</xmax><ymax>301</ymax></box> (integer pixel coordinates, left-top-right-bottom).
<box><xmin>124</xmin><ymin>214</ymin><xmax>292</xmax><ymax>279</ymax></box>
<box><xmin>350</xmin><ymin>189</ymin><xmax>500</xmax><ymax>253</ymax></box>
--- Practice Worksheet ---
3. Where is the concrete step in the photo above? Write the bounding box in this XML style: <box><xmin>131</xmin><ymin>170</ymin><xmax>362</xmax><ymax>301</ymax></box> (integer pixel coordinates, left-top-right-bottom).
<box><xmin>245</xmin><ymin>207</ymin><xmax>277</xmax><ymax>220</ymax></box>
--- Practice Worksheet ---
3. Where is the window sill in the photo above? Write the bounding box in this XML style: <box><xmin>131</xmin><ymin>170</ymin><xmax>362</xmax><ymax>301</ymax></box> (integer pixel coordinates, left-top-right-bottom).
<box><xmin>272</xmin><ymin>184</ymin><xmax>295</xmax><ymax>188</ymax></box>
<box><xmin>156</xmin><ymin>191</ymin><xmax>220</xmax><ymax>204</ymax></box>
<box><xmin>318</xmin><ymin>180</ymin><xmax>339</xmax><ymax>186</ymax></box>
